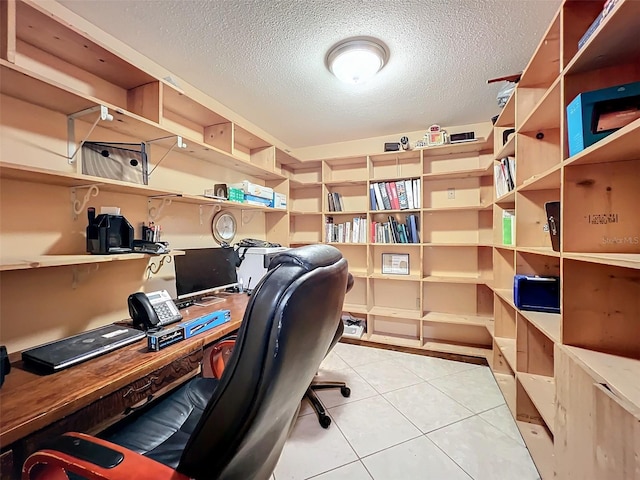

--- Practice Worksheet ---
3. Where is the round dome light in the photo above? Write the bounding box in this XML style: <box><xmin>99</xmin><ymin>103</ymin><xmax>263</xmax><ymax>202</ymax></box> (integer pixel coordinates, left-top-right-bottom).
<box><xmin>327</xmin><ymin>38</ymin><xmax>388</xmax><ymax>84</ymax></box>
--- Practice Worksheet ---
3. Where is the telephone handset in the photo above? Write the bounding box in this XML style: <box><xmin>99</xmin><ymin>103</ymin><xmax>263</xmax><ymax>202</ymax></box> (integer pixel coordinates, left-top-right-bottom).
<box><xmin>128</xmin><ymin>290</ymin><xmax>182</xmax><ymax>330</ymax></box>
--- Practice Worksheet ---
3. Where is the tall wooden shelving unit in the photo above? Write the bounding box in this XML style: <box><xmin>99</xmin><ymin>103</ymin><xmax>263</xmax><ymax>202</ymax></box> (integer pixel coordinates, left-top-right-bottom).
<box><xmin>490</xmin><ymin>1</ymin><xmax>640</xmax><ymax>478</ymax></box>
<box><xmin>285</xmin><ymin>141</ymin><xmax>497</xmax><ymax>359</ymax></box>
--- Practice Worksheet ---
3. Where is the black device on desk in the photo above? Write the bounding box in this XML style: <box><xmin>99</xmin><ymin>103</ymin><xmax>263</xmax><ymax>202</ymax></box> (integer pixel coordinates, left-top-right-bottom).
<box><xmin>128</xmin><ymin>290</ymin><xmax>183</xmax><ymax>330</ymax></box>
<box><xmin>86</xmin><ymin>208</ymin><xmax>134</xmax><ymax>254</ymax></box>
<box><xmin>22</xmin><ymin>325</ymin><xmax>145</xmax><ymax>373</ymax></box>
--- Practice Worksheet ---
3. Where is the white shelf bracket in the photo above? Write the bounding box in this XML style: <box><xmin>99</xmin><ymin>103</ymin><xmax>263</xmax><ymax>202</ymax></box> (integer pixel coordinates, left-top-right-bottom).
<box><xmin>148</xmin><ymin>196</ymin><xmax>173</xmax><ymax>222</ymax></box>
<box><xmin>199</xmin><ymin>204</ymin><xmax>222</xmax><ymax>225</ymax></box>
<box><xmin>146</xmin><ymin>135</ymin><xmax>188</xmax><ymax>177</ymax></box>
<box><xmin>70</xmin><ymin>185</ymin><xmax>100</xmax><ymax>219</ymax></box>
<box><xmin>67</xmin><ymin>105</ymin><xmax>114</xmax><ymax>165</ymax></box>
<box><xmin>71</xmin><ymin>263</ymin><xmax>100</xmax><ymax>289</ymax></box>
<box><xmin>146</xmin><ymin>254</ymin><xmax>172</xmax><ymax>278</ymax></box>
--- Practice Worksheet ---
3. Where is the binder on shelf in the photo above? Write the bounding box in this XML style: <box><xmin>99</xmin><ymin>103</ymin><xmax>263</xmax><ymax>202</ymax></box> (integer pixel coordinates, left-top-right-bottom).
<box><xmin>369</xmin><ymin>184</ymin><xmax>377</xmax><ymax>210</ymax></box>
<box><xmin>405</xmin><ymin>180</ymin><xmax>414</xmax><ymax>209</ymax></box>
<box><xmin>502</xmin><ymin>209</ymin><xmax>515</xmax><ymax>245</ymax></box>
<box><xmin>379</xmin><ymin>184</ymin><xmax>392</xmax><ymax>210</ymax></box>
<box><xmin>396</xmin><ymin>181</ymin><xmax>408</xmax><ymax>209</ymax></box>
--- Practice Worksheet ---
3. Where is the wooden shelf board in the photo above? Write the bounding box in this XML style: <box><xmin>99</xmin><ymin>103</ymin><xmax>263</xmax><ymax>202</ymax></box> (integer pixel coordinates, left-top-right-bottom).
<box><xmin>564</xmin><ymin>0</ymin><xmax>640</xmax><ymax>75</ymax></box>
<box><xmin>519</xmin><ymin>11</ymin><xmax>560</xmax><ymax>88</ymax></box>
<box><xmin>493</xmin><ymin>244</ymin><xmax>516</xmax><ymax>251</ymax></box>
<box><xmin>495</xmin><ymin>92</ymin><xmax>516</xmax><ymax>128</ymax></box>
<box><xmin>495</xmin><ymin>189</ymin><xmax>516</xmax><ymax>204</ymax></box>
<box><xmin>424</xmin><ymin>243</ymin><xmax>486</xmax><ymax>247</ymax></box>
<box><xmin>518</xmin><ymin>373</ymin><xmax>556</xmax><ymax>434</ymax></box>
<box><xmin>494</xmin><ymin>289</ymin><xmax>516</xmax><ymax>309</ymax></box>
<box><xmin>423</xmin><ymin>205</ymin><xmax>491</xmax><ymax>212</ymax></box>
<box><xmin>0</xmin><ymin>251</ymin><xmax>184</xmax><ymax>272</ymax></box>
<box><xmin>288</xmin><ymin>180</ymin><xmax>322</xmax><ymax>189</ymax></box>
<box><xmin>0</xmin><ymin>162</ymin><xmax>181</xmax><ymax>197</ymax></box>
<box><xmin>370</xmin><ymin>243</ymin><xmax>420</xmax><ymax>248</ymax></box>
<box><xmin>325</xmin><ymin>211</ymin><xmax>368</xmax><ymax>216</ymax></box>
<box><xmin>564</xmin><ymin>117</ymin><xmax>640</xmax><ymax>167</ymax></box>
<box><xmin>370</xmin><ymin>208</ymin><xmax>421</xmax><ymax>214</ymax></box>
<box><xmin>163</xmin><ymin>84</ymin><xmax>228</xmax><ymax>127</ymax></box>
<box><xmin>516</xmin><ymin>421</ymin><xmax>555</xmax><ymax>480</ymax></box>
<box><xmin>369</xmin><ymin>274</ymin><xmax>422</xmax><ymax>282</ymax></box>
<box><xmin>422</xmin><ymin>311</ymin><xmax>492</xmax><ymax>328</ymax></box>
<box><xmin>289</xmin><ymin>210</ymin><xmax>322</xmax><ymax>216</ymax></box>
<box><xmin>234</xmin><ymin>124</ymin><xmax>270</xmax><ymax>151</ymax></box>
<box><xmin>326</xmin><ymin>242</ymin><xmax>367</xmax><ymax>247</ymax></box>
<box><xmin>493</xmin><ymin>372</ymin><xmax>516</xmax><ymax>413</ymax></box>
<box><xmin>519</xmin><ymin>164</ymin><xmax>561</xmax><ymax>192</ymax></box>
<box><xmin>423</xmin><ymin>166</ymin><xmax>492</xmax><ymax>180</ymax></box>
<box><xmin>564</xmin><ymin>346</ymin><xmax>640</xmax><ymax>408</ymax></box>
<box><xmin>177</xmin><ymin>194</ymin><xmax>275</xmax><ymax>212</ymax></box>
<box><xmin>368</xmin><ymin>306</ymin><xmax>422</xmax><ymax>320</ymax></box>
<box><xmin>324</xmin><ymin>180</ymin><xmax>368</xmax><ymax>187</ymax></box>
<box><xmin>517</xmin><ymin>246</ymin><xmax>561</xmax><ymax>258</ymax></box>
<box><xmin>520</xmin><ymin>311</ymin><xmax>561</xmax><ymax>344</ymax></box>
<box><xmin>562</xmin><ymin>252</ymin><xmax>640</xmax><ymax>270</ymax></box>
<box><xmin>422</xmin><ymin>275</ymin><xmax>490</xmax><ymax>285</ymax></box>
<box><xmin>422</xmin><ymin>340</ymin><xmax>492</xmax><ymax>360</ymax></box>
<box><xmin>495</xmin><ymin>132</ymin><xmax>516</xmax><ymax>159</ymax></box>
<box><xmin>495</xmin><ymin>337</ymin><xmax>517</xmax><ymax>371</ymax></box>
<box><xmin>342</xmin><ymin>304</ymin><xmax>368</xmax><ymax>315</ymax></box>
<box><xmin>347</xmin><ymin>269</ymin><xmax>369</xmax><ymax>278</ymax></box>
<box><xmin>364</xmin><ymin>333</ymin><xmax>422</xmax><ymax>349</ymax></box>
<box><xmin>519</xmin><ymin>77</ymin><xmax>561</xmax><ymax>133</ymax></box>
<box><xmin>486</xmin><ymin>321</ymin><xmax>495</xmax><ymax>338</ymax></box>
<box><xmin>417</xmin><ymin>138</ymin><xmax>489</xmax><ymax>157</ymax></box>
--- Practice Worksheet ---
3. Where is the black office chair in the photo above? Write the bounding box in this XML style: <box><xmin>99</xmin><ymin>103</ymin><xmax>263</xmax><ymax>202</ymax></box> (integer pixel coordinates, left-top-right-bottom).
<box><xmin>22</xmin><ymin>245</ymin><xmax>349</xmax><ymax>480</ymax></box>
<box><xmin>304</xmin><ymin>274</ymin><xmax>354</xmax><ymax>428</ymax></box>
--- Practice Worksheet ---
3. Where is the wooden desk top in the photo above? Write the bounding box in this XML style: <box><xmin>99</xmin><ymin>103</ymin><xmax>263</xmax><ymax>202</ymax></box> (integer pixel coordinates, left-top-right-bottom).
<box><xmin>0</xmin><ymin>293</ymin><xmax>249</xmax><ymax>447</ymax></box>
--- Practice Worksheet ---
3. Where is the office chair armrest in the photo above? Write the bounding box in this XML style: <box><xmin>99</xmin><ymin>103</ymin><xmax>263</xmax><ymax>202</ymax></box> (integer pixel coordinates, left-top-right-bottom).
<box><xmin>23</xmin><ymin>432</ymin><xmax>188</xmax><ymax>480</ymax></box>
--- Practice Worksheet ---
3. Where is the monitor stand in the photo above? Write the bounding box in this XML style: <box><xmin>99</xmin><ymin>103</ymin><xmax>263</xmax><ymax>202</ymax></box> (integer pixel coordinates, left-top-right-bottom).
<box><xmin>193</xmin><ymin>295</ymin><xmax>225</xmax><ymax>307</ymax></box>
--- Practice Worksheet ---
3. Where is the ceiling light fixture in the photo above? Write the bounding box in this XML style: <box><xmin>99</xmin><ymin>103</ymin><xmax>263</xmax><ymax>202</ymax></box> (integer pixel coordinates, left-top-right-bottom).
<box><xmin>327</xmin><ymin>38</ymin><xmax>388</xmax><ymax>85</ymax></box>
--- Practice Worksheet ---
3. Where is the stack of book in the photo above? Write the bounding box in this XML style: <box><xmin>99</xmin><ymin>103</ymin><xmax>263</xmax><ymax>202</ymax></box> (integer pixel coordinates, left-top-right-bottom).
<box><xmin>371</xmin><ymin>214</ymin><xmax>420</xmax><ymax>244</ymax></box>
<box><xmin>370</xmin><ymin>179</ymin><xmax>421</xmax><ymax>211</ymax></box>
<box><xmin>325</xmin><ymin>216</ymin><xmax>367</xmax><ymax>243</ymax></box>
<box><xmin>494</xmin><ymin>157</ymin><xmax>516</xmax><ymax>198</ymax></box>
<box><xmin>327</xmin><ymin>192</ymin><xmax>344</xmax><ymax>212</ymax></box>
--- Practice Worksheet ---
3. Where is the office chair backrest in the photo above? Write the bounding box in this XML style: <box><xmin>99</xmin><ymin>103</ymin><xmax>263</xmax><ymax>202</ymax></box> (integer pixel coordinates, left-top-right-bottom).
<box><xmin>178</xmin><ymin>244</ymin><xmax>349</xmax><ymax>479</ymax></box>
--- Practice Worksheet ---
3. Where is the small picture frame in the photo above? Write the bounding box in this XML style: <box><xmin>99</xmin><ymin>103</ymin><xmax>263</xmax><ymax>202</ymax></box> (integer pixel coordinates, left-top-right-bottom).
<box><xmin>381</xmin><ymin>253</ymin><xmax>410</xmax><ymax>275</ymax></box>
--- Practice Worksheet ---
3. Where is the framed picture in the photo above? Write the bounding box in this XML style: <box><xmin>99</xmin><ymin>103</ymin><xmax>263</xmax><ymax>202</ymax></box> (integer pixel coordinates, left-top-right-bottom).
<box><xmin>381</xmin><ymin>253</ymin><xmax>410</xmax><ymax>275</ymax></box>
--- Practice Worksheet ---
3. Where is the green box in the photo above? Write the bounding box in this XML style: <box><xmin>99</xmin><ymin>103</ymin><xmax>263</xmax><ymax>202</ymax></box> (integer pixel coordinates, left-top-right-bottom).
<box><xmin>228</xmin><ymin>187</ymin><xmax>245</xmax><ymax>203</ymax></box>
<box><xmin>502</xmin><ymin>209</ymin><xmax>515</xmax><ymax>245</ymax></box>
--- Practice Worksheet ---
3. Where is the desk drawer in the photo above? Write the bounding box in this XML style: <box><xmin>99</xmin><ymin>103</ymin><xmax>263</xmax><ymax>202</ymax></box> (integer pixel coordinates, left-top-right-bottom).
<box><xmin>12</xmin><ymin>350</ymin><xmax>202</xmax><ymax>478</ymax></box>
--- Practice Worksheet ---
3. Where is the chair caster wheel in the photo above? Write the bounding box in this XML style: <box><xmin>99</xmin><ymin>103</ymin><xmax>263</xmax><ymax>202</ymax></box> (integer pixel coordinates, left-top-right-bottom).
<box><xmin>319</xmin><ymin>415</ymin><xmax>331</xmax><ymax>429</ymax></box>
<box><xmin>340</xmin><ymin>386</ymin><xmax>351</xmax><ymax>398</ymax></box>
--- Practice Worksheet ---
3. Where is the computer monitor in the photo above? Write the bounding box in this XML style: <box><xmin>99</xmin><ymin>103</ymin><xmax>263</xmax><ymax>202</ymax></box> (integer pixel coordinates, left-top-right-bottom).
<box><xmin>174</xmin><ymin>247</ymin><xmax>238</xmax><ymax>306</ymax></box>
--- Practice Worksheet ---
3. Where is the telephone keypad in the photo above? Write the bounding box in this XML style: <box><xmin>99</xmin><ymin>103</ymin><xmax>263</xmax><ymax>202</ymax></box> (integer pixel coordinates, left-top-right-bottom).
<box><xmin>154</xmin><ymin>304</ymin><xmax>174</xmax><ymax>322</ymax></box>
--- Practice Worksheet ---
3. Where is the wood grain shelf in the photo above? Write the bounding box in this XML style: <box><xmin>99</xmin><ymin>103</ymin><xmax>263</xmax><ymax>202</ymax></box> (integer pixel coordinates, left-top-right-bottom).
<box><xmin>323</xmin><ymin>180</ymin><xmax>368</xmax><ymax>187</ymax></box>
<box><xmin>422</xmin><ymin>311</ymin><xmax>493</xmax><ymax>328</ymax></box>
<box><xmin>519</xmin><ymin>77</ymin><xmax>561</xmax><ymax>133</ymax></box>
<box><xmin>494</xmin><ymin>288</ymin><xmax>516</xmax><ymax>309</ymax></box>
<box><xmin>494</xmin><ymin>372</ymin><xmax>516</xmax><ymax>413</ymax></box>
<box><xmin>495</xmin><ymin>133</ymin><xmax>515</xmax><ymax>160</ymax></box>
<box><xmin>422</xmin><ymin>340</ymin><xmax>492</xmax><ymax>360</ymax></box>
<box><xmin>288</xmin><ymin>180</ymin><xmax>322</xmax><ymax>189</ymax></box>
<box><xmin>423</xmin><ymin>166</ymin><xmax>493</xmax><ymax>180</ymax></box>
<box><xmin>520</xmin><ymin>311</ymin><xmax>561</xmax><ymax>344</ymax></box>
<box><xmin>369</xmin><ymin>274</ymin><xmax>421</xmax><ymax>282</ymax></box>
<box><xmin>516</xmin><ymin>421</ymin><xmax>554</xmax><ymax>480</ymax></box>
<box><xmin>418</xmin><ymin>138</ymin><xmax>489</xmax><ymax>156</ymax></box>
<box><xmin>0</xmin><ymin>251</ymin><xmax>184</xmax><ymax>272</ymax></box>
<box><xmin>423</xmin><ymin>205</ymin><xmax>492</xmax><ymax>212</ymax></box>
<box><xmin>517</xmin><ymin>246</ymin><xmax>560</xmax><ymax>257</ymax></box>
<box><xmin>495</xmin><ymin>337</ymin><xmax>517</xmax><ymax>371</ymax></box>
<box><xmin>562</xmin><ymin>252</ymin><xmax>640</xmax><ymax>270</ymax></box>
<box><xmin>368</xmin><ymin>306</ymin><xmax>422</xmax><ymax>320</ymax></box>
<box><xmin>519</xmin><ymin>164</ymin><xmax>561</xmax><ymax>192</ymax></box>
<box><xmin>363</xmin><ymin>333</ymin><xmax>421</xmax><ymax>349</ymax></box>
<box><xmin>495</xmin><ymin>189</ymin><xmax>516</xmax><ymax>204</ymax></box>
<box><xmin>422</xmin><ymin>275</ymin><xmax>490</xmax><ymax>284</ymax></box>
<box><xmin>342</xmin><ymin>304</ymin><xmax>368</xmax><ymax>315</ymax></box>
<box><xmin>486</xmin><ymin>321</ymin><xmax>495</xmax><ymax>337</ymax></box>
<box><xmin>518</xmin><ymin>373</ymin><xmax>556</xmax><ymax>433</ymax></box>
<box><xmin>495</xmin><ymin>92</ymin><xmax>516</xmax><ymax>128</ymax></box>
<box><xmin>326</xmin><ymin>242</ymin><xmax>367</xmax><ymax>247</ymax></box>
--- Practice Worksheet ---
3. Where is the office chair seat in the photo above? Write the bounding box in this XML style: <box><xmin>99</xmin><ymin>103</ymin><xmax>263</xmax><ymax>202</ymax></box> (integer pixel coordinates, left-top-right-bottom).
<box><xmin>23</xmin><ymin>245</ymin><xmax>349</xmax><ymax>480</ymax></box>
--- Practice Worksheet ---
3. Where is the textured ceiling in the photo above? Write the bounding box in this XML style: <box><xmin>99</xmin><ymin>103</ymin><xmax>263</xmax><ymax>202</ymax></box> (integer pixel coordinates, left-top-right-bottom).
<box><xmin>59</xmin><ymin>0</ymin><xmax>560</xmax><ymax>149</ymax></box>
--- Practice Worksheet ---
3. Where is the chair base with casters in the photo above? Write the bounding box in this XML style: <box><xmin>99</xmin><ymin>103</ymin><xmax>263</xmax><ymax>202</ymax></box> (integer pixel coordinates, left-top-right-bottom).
<box><xmin>305</xmin><ymin>380</ymin><xmax>350</xmax><ymax>428</ymax></box>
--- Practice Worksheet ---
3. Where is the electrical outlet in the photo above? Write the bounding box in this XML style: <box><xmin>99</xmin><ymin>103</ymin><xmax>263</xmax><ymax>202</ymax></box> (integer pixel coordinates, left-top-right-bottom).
<box><xmin>447</xmin><ymin>188</ymin><xmax>455</xmax><ymax>199</ymax></box>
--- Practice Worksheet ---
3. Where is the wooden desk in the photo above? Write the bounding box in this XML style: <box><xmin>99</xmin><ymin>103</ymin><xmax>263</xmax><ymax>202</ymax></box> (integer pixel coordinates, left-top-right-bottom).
<box><xmin>0</xmin><ymin>293</ymin><xmax>249</xmax><ymax>479</ymax></box>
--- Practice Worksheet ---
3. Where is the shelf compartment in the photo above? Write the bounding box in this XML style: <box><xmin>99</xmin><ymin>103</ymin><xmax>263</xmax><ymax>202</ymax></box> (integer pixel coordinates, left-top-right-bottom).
<box><xmin>516</xmin><ymin>250</ymin><xmax>560</xmax><ymax>278</ymax></box>
<box><xmin>345</xmin><ymin>274</ymin><xmax>367</xmax><ymax>310</ymax></box>
<box><xmin>325</xmin><ymin>183</ymin><xmax>369</xmax><ymax>212</ymax></box>
<box><xmin>493</xmin><ymin>247</ymin><xmax>515</xmax><ymax>290</ymax></box>
<box><xmin>423</xmin><ymin>147</ymin><xmax>492</xmax><ymax>177</ymax></box>
<box><xmin>519</xmin><ymin>163</ymin><xmax>560</xmax><ymax>192</ymax></box>
<box><xmin>419</xmin><ymin>138</ymin><xmax>490</xmax><ymax>157</ymax></box>
<box><xmin>515</xmin><ymin>189</ymin><xmax>560</xmax><ymax>249</ymax></box>
<box><xmin>369</xmin><ymin>314</ymin><xmax>420</xmax><ymax>342</ymax></box>
<box><xmin>289</xmin><ymin>184</ymin><xmax>322</xmax><ymax>213</ymax></box>
<box><xmin>494</xmin><ymin>337</ymin><xmax>517</xmax><ymax>372</ymax></box>
<box><xmin>289</xmin><ymin>215</ymin><xmax>322</xmax><ymax>244</ymax></box>
<box><xmin>423</xmin><ymin>283</ymin><xmax>493</xmax><ymax>318</ymax></box>
<box><xmin>493</xmin><ymin>372</ymin><xmax>516</xmax><ymax>413</ymax></box>
<box><xmin>422</xmin><ymin>209</ymin><xmax>486</xmax><ymax>246</ymax></box>
<box><xmin>518</xmin><ymin>372</ymin><xmax>555</xmax><ymax>434</ymax></box>
<box><xmin>363</xmin><ymin>333</ymin><xmax>421</xmax><ymax>349</ymax></box>
<box><xmin>369</xmin><ymin>151</ymin><xmax>421</xmax><ymax>181</ymax></box>
<box><xmin>284</xmin><ymin>161</ymin><xmax>322</xmax><ymax>184</ymax></box>
<box><xmin>516</xmin><ymin>246</ymin><xmax>560</xmax><ymax>258</ymax></box>
<box><xmin>323</xmin><ymin>156</ymin><xmax>367</xmax><ymax>183</ymax></box>
<box><xmin>14</xmin><ymin>1</ymin><xmax>157</xmax><ymax>115</ymax></box>
<box><xmin>516</xmin><ymin>421</ymin><xmax>554</xmax><ymax>480</ymax></box>
<box><xmin>423</xmin><ymin>245</ymin><xmax>492</xmax><ymax>283</ymax></box>
<box><xmin>564</xmin><ymin>118</ymin><xmax>640</xmax><ymax>167</ymax></box>
<box><xmin>564</xmin><ymin>0</ymin><xmax>640</xmax><ymax>75</ymax></box>
<box><xmin>563</xmin><ymin>159</ymin><xmax>640</xmax><ymax>254</ymax></box>
<box><xmin>520</xmin><ymin>310</ymin><xmax>561</xmax><ymax>344</ymax></box>
<box><xmin>519</xmin><ymin>77</ymin><xmax>561</xmax><ymax>134</ymax></box>
<box><xmin>494</xmin><ymin>288</ymin><xmax>516</xmax><ymax>309</ymax></box>
<box><xmin>367</xmin><ymin>306</ymin><xmax>421</xmax><ymax>320</ymax></box>
<box><xmin>233</xmin><ymin>124</ymin><xmax>271</xmax><ymax>164</ymax></box>
<box><xmin>563</xmin><ymin>259</ymin><xmax>640</xmax><ymax>359</ymax></box>
<box><xmin>494</xmin><ymin>293</ymin><xmax>516</xmax><ymax>339</ymax></box>
<box><xmin>422</xmin><ymin>320</ymin><xmax>492</xmax><ymax>353</ymax></box>
<box><xmin>332</xmin><ymin>244</ymin><xmax>369</xmax><ymax>275</ymax></box>
<box><xmin>422</xmin><ymin>176</ymin><xmax>486</xmax><ymax>210</ymax></box>
<box><xmin>495</xmin><ymin>92</ymin><xmax>516</xmax><ymax>128</ymax></box>
<box><xmin>422</xmin><ymin>339</ymin><xmax>491</xmax><ymax>360</ymax></box>
<box><xmin>342</xmin><ymin>304</ymin><xmax>368</xmax><ymax>315</ymax></box>
<box><xmin>519</xmin><ymin>10</ymin><xmax>560</xmax><ymax>89</ymax></box>
<box><xmin>422</xmin><ymin>311</ymin><xmax>492</xmax><ymax>328</ymax></box>
<box><xmin>422</xmin><ymin>166</ymin><xmax>491</xmax><ymax>180</ymax></box>
<box><xmin>495</xmin><ymin>189</ymin><xmax>516</xmax><ymax>205</ymax></box>
<box><xmin>517</xmin><ymin>312</ymin><xmax>555</xmax><ymax>377</ymax></box>
<box><xmin>562</xmin><ymin>252</ymin><xmax>640</xmax><ymax>270</ymax></box>
<box><xmin>515</xmin><ymin>130</ymin><xmax>561</xmax><ymax>187</ymax></box>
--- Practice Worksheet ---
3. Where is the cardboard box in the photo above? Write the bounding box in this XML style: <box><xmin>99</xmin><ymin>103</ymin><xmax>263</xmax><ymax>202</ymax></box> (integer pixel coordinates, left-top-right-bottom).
<box><xmin>244</xmin><ymin>194</ymin><xmax>272</xmax><ymax>207</ymax></box>
<box><xmin>566</xmin><ymin>81</ymin><xmax>640</xmax><ymax>157</ymax></box>
<box><xmin>273</xmin><ymin>192</ymin><xmax>287</xmax><ymax>209</ymax></box>
<box><xmin>230</xmin><ymin>181</ymin><xmax>273</xmax><ymax>200</ymax></box>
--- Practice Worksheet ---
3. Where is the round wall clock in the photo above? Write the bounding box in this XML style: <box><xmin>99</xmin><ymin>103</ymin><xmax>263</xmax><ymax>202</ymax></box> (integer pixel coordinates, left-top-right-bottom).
<box><xmin>211</xmin><ymin>211</ymin><xmax>237</xmax><ymax>245</ymax></box>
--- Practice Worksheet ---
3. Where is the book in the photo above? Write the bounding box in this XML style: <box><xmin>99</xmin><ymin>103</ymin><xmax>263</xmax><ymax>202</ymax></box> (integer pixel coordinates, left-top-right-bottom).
<box><xmin>396</xmin><ymin>181</ymin><xmax>408</xmax><ymax>209</ymax></box>
<box><xmin>388</xmin><ymin>182</ymin><xmax>400</xmax><ymax>210</ymax></box>
<box><xmin>369</xmin><ymin>184</ymin><xmax>377</xmax><ymax>210</ymax></box>
<box><xmin>379</xmin><ymin>183</ymin><xmax>392</xmax><ymax>210</ymax></box>
<box><xmin>408</xmin><ymin>214</ymin><xmax>420</xmax><ymax>243</ymax></box>
<box><xmin>502</xmin><ymin>209</ymin><xmax>515</xmax><ymax>245</ymax></box>
<box><xmin>373</xmin><ymin>183</ymin><xmax>385</xmax><ymax>210</ymax></box>
<box><xmin>405</xmin><ymin>179</ymin><xmax>414</xmax><ymax>209</ymax></box>
<box><xmin>413</xmin><ymin>179</ymin><xmax>421</xmax><ymax>208</ymax></box>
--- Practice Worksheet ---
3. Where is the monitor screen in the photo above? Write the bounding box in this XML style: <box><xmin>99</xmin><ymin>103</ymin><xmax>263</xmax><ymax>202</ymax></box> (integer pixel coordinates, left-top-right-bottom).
<box><xmin>174</xmin><ymin>247</ymin><xmax>238</xmax><ymax>300</ymax></box>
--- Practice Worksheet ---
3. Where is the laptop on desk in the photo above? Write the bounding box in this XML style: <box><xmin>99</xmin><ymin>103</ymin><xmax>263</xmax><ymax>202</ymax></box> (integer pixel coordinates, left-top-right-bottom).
<box><xmin>22</xmin><ymin>324</ymin><xmax>145</xmax><ymax>373</ymax></box>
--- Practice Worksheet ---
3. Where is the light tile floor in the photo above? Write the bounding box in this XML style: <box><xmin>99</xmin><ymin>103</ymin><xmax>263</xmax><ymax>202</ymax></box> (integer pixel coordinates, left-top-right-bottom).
<box><xmin>273</xmin><ymin>343</ymin><xmax>540</xmax><ymax>480</ymax></box>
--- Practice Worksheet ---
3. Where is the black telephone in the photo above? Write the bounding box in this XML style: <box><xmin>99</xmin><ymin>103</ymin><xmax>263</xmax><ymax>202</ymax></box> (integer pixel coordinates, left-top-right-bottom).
<box><xmin>128</xmin><ymin>290</ymin><xmax>182</xmax><ymax>330</ymax></box>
